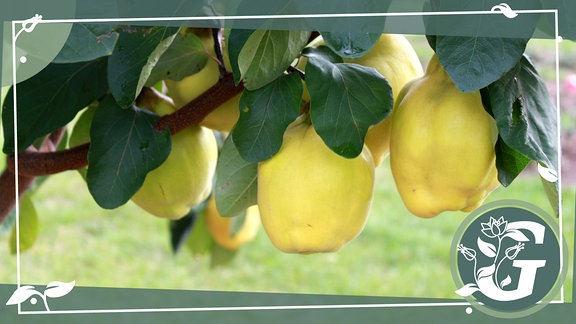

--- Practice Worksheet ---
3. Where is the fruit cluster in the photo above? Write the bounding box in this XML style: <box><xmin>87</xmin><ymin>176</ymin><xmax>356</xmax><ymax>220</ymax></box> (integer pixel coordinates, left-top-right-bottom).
<box><xmin>71</xmin><ymin>29</ymin><xmax>500</xmax><ymax>255</ymax></box>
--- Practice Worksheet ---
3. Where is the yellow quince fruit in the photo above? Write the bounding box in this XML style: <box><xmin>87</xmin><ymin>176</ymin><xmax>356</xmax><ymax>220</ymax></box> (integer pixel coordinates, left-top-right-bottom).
<box><xmin>165</xmin><ymin>28</ymin><xmax>240</xmax><ymax>132</ymax></box>
<box><xmin>345</xmin><ymin>34</ymin><xmax>423</xmax><ymax>167</ymax></box>
<box><xmin>131</xmin><ymin>89</ymin><xmax>218</xmax><ymax>220</ymax></box>
<box><xmin>205</xmin><ymin>197</ymin><xmax>260</xmax><ymax>251</ymax></box>
<box><xmin>258</xmin><ymin>115</ymin><xmax>375</xmax><ymax>254</ymax></box>
<box><xmin>297</xmin><ymin>34</ymin><xmax>423</xmax><ymax>166</ymax></box>
<box><xmin>389</xmin><ymin>54</ymin><xmax>500</xmax><ymax>218</ymax></box>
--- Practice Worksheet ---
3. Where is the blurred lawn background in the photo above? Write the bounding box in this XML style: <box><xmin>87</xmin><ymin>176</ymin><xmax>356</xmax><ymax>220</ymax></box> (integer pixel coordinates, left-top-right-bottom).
<box><xmin>0</xmin><ymin>35</ymin><xmax>574</xmax><ymax>302</ymax></box>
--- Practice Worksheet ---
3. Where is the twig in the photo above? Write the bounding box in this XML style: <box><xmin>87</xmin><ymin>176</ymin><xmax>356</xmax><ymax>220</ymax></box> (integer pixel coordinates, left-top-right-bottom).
<box><xmin>0</xmin><ymin>72</ymin><xmax>243</xmax><ymax>223</ymax></box>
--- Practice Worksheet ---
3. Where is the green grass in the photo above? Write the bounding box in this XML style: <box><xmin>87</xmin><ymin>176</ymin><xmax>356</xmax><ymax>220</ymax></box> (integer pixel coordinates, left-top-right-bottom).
<box><xmin>0</xmin><ymin>159</ymin><xmax>572</xmax><ymax>301</ymax></box>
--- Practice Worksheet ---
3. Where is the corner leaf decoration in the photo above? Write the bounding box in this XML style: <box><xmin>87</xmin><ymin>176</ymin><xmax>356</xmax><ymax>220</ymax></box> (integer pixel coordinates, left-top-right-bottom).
<box><xmin>455</xmin><ymin>283</ymin><xmax>480</xmax><ymax>297</ymax></box>
<box><xmin>477</xmin><ymin>237</ymin><xmax>497</xmax><ymax>258</ymax></box>
<box><xmin>500</xmin><ymin>275</ymin><xmax>512</xmax><ymax>289</ymax></box>
<box><xmin>6</xmin><ymin>280</ymin><xmax>76</xmax><ymax>311</ymax></box>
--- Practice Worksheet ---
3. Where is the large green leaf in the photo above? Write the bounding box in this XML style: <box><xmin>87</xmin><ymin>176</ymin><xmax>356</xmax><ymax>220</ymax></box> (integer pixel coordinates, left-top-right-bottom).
<box><xmin>322</xmin><ymin>32</ymin><xmax>380</xmax><ymax>59</ymax></box>
<box><xmin>107</xmin><ymin>25</ymin><xmax>178</xmax><ymax>108</ymax></box>
<box><xmin>2</xmin><ymin>58</ymin><xmax>109</xmax><ymax>154</ymax></box>
<box><xmin>236</xmin><ymin>29</ymin><xmax>310</xmax><ymax>90</ymax></box>
<box><xmin>53</xmin><ymin>23</ymin><xmax>119</xmax><ymax>63</ymax></box>
<box><xmin>493</xmin><ymin>136</ymin><xmax>532</xmax><ymax>187</ymax></box>
<box><xmin>231</xmin><ymin>73</ymin><xmax>302</xmax><ymax>163</ymax></box>
<box><xmin>303</xmin><ymin>46</ymin><xmax>393</xmax><ymax>158</ymax></box>
<box><xmin>227</xmin><ymin>29</ymin><xmax>254</xmax><ymax>85</ymax></box>
<box><xmin>214</xmin><ymin>136</ymin><xmax>258</xmax><ymax>217</ymax></box>
<box><xmin>482</xmin><ymin>55</ymin><xmax>558</xmax><ymax>172</ymax></box>
<box><xmin>435</xmin><ymin>36</ymin><xmax>529</xmax><ymax>93</ymax></box>
<box><xmin>86</xmin><ymin>95</ymin><xmax>171</xmax><ymax>209</ymax></box>
<box><xmin>146</xmin><ymin>31</ymin><xmax>209</xmax><ymax>85</ymax></box>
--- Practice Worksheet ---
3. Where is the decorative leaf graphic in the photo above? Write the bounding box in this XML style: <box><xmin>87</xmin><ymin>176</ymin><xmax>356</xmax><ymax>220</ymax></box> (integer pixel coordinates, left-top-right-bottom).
<box><xmin>501</xmin><ymin>275</ymin><xmax>512</xmax><ymax>288</ymax></box>
<box><xmin>455</xmin><ymin>283</ymin><xmax>479</xmax><ymax>297</ymax></box>
<box><xmin>5</xmin><ymin>286</ymin><xmax>38</xmax><ymax>305</ymax></box>
<box><xmin>44</xmin><ymin>280</ymin><xmax>75</xmax><ymax>298</ymax></box>
<box><xmin>538</xmin><ymin>163</ymin><xmax>559</xmax><ymax>183</ymax></box>
<box><xmin>477</xmin><ymin>237</ymin><xmax>497</xmax><ymax>258</ymax></box>
<box><xmin>477</xmin><ymin>264</ymin><xmax>496</xmax><ymax>281</ymax></box>
<box><xmin>503</xmin><ymin>229</ymin><xmax>530</xmax><ymax>242</ymax></box>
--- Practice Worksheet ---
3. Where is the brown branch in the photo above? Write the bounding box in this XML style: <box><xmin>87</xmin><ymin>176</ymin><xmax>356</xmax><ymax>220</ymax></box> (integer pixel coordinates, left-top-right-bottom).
<box><xmin>0</xmin><ymin>168</ymin><xmax>36</xmax><ymax>224</ymax></box>
<box><xmin>7</xmin><ymin>144</ymin><xmax>90</xmax><ymax>177</ymax></box>
<box><xmin>0</xmin><ymin>72</ymin><xmax>243</xmax><ymax>223</ymax></box>
<box><xmin>155</xmin><ymin>72</ymin><xmax>242</xmax><ymax>135</ymax></box>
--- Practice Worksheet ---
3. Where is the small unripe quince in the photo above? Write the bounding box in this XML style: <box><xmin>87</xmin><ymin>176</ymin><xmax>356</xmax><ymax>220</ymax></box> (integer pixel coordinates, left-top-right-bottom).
<box><xmin>205</xmin><ymin>197</ymin><xmax>260</xmax><ymax>251</ymax></box>
<box><xmin>298</xmin><ymin>34</ymin><xmax>423</xmax><ymax>166</ymax></box>
<box><xmin>389</xmin><ymin>55</ymin><xmax>500</xmax><ymax>218</ymax></box>
<box><xmin>131</xmin><ymin>89</ymin><xmax>218</xmax><ymax>220</ymax></box>
<box><xmin>165</xmin><ymin>29</ymin><xmax>240</xmax><ymax>132</ymax></box>
<box><xmin>258</xmin><ymin>115</ymin><xmax>375</xmax><ymax>254</ymax></box>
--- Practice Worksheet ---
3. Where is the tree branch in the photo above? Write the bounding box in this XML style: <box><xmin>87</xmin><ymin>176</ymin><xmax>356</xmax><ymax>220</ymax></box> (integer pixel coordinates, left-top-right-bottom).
<box><xmin>0</xmin><ymin>72</ymin><xmax>243</xmax><ymax>223</ymax></box>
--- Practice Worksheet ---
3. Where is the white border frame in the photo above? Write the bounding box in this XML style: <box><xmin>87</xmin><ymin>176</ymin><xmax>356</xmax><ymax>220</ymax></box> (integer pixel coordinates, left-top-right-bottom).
<box><xmin>10</xmin><ymin>6</ymin><xmax>565</xmax><ymax>316</ymax></box>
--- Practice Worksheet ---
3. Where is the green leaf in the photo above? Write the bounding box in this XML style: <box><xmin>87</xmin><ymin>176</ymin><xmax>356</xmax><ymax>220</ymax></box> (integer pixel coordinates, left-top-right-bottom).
<box><xmin>86</xmin><ymin>95</ymin><xmax>171</xmax><ymax>209</ymax></box>
<box><xmin>482</xmin><ymin>55</ymin><xmax>558</xmax><ymax>172</ymax></box>
<box><xmin>303</xmin><ymin>46</ymin><xmax>394</xmax><ymax>158</ymax></box>
<box><xmin>107</xmin><ymin>26</ymin><xmax>178</xmax><ymax>108</ymax></box>
<box><xmin>9</xmin><ymin>192</ymin><xmax>38</xmax><ymax>254</ymax></box>
<box><xmin>237</xmin><ymin>29</ymin><xmax>310</xmax><ymax>90</ymax></box>
<box><xmin>185</xmin><ymin>209</ymin><xmax>214</xmax><ymax>257</ymax></box>
<box><xmin>227</xmin><ymin>29</ymin><xmax>254</xmax><ymax>85</ymax></box>
<box><xmin>214</xmin><ymin>136</ymin><xmax>258</xmax><ymax>217</ymax></box>
<box><xmin>146</xmin><ymin>31</ymin><xmax>209</xmax><ymax>85</ymax></box>
<box><xmin>231</xmin><ymin>73</ymin><xmax>302</xmax><ymax>162</ymax></box>
<box><xmin>229</xmin><ymin>210</ymin><xmax>247</xmax><ymax>237</ymax></box>
<box><xmin>53</xmin><ymin>23</ymin><xmax>119</xmax><ymax>63</ymax></box>
<box><xmin>435</xmin><ymin>36</ymin><xmax>528</xmax><ymax>93</ymax></box>
<box><xmin>541</xmin><ymin>176</ymin><xmax>559</xmax><ymax>218</ymax></box>
<box><xmin>170</xmin><ymin>198</ymin><xmax>210</xmax><ymax>253</ymax></box>
<box><xmin>322</xmin><ymin>32</ymin><xmax>380</xmax><ymax>58</ymax></box>
<box><xmin>493</xmin><ymin>136</ymin><xmax>532</xmax><ymax>187</ymax></box>
<box><xmin>2</xmin><ymin>58</ymin><xmax>109</xmax><ymax>154</ymax></box>
<box><xmin>210</xmin><ymin>244</ymin><xmax>237</xmax><ymax>268</ymax></box>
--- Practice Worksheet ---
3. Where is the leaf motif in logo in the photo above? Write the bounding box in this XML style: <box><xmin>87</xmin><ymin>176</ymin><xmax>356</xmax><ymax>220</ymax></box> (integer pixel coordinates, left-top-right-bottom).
<box><xmin>455</xmin><ymin>283</ymin><xmax>480</xmax><ymax>297</ymax></box>
<box><xmin>477</xmin><ymin>264</ymin><xmax>496</xmax><ymax>280</ymax></box>
<box><xmin>44</xmin><ymin>280</ymin><xmax>75</xmax><ymax>298</ymax></box>
<box><xmin>477</xmin><ymin>237</ymin><xmax>497</xmax><ymax>258</ymax></box>
<box><xmin>5</xmin><ymin>286</ymin><xmax>39</xmax><ymax>305</ymax></box>
<box><xmin>502</xmin><ymin>229</ymin><xmax>529</xmax><ymax>242</ymax></box>
<box><xmin>500</xmin><ymin>275</ymin><xmax>512</xmax><ymax>288</ymax></box>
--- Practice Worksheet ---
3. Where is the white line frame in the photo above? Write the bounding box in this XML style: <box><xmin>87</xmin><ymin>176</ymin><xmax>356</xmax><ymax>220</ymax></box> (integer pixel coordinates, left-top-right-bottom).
<box><xmin>10</xmin><ymin>7</ymin><xmax>564</xmax><ymax>315</ymax></box>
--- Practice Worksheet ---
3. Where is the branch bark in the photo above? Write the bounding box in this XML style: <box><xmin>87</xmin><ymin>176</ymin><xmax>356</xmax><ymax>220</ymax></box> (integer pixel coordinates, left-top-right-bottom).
<box><xmin>0</xmin><ymin>72</ymin><xmax>243</xmax><ymax>223</ymax></box>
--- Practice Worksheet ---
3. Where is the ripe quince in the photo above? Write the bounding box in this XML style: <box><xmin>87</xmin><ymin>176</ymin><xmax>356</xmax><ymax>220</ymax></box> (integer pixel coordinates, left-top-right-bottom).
<box><xmin>257</xmin><ymin>115</ymin><xmax>375</xmax><ymax>254</ymax></box>
<box><xmin>131</xmin><ymin>89</ymin><xmax>218</xmax><ymax>220</ymax></box>
<box><xmin>205</xmin><ymin>197</ymin><xmax>260</xmax><ymax>251</ymax></box>
<box><xmin>298</xmin><ymin>34</ymin><xmax>423</xmax><ymax>166</ymax></box>
<box><xmin>345</xmin><ymin>34</ymin><xmax>423</xmax><ymax>167</ymax></box>
<box><xmin>389</xmin><ymin>54</ymin><xmax>500</xmax><ymax>218</ymax></box>
<box><xmin>165</xmin><ymin>29</ymin><xmax>240</xmax><ymax>132</ymax></box>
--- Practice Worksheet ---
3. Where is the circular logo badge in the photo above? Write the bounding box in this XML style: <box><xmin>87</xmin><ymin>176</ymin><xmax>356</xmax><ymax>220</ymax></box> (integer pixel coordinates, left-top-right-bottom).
<box><xmin>451</xmin><ymin>200</ymin><xmax>568</xmax><ymax>318</ymax></box>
